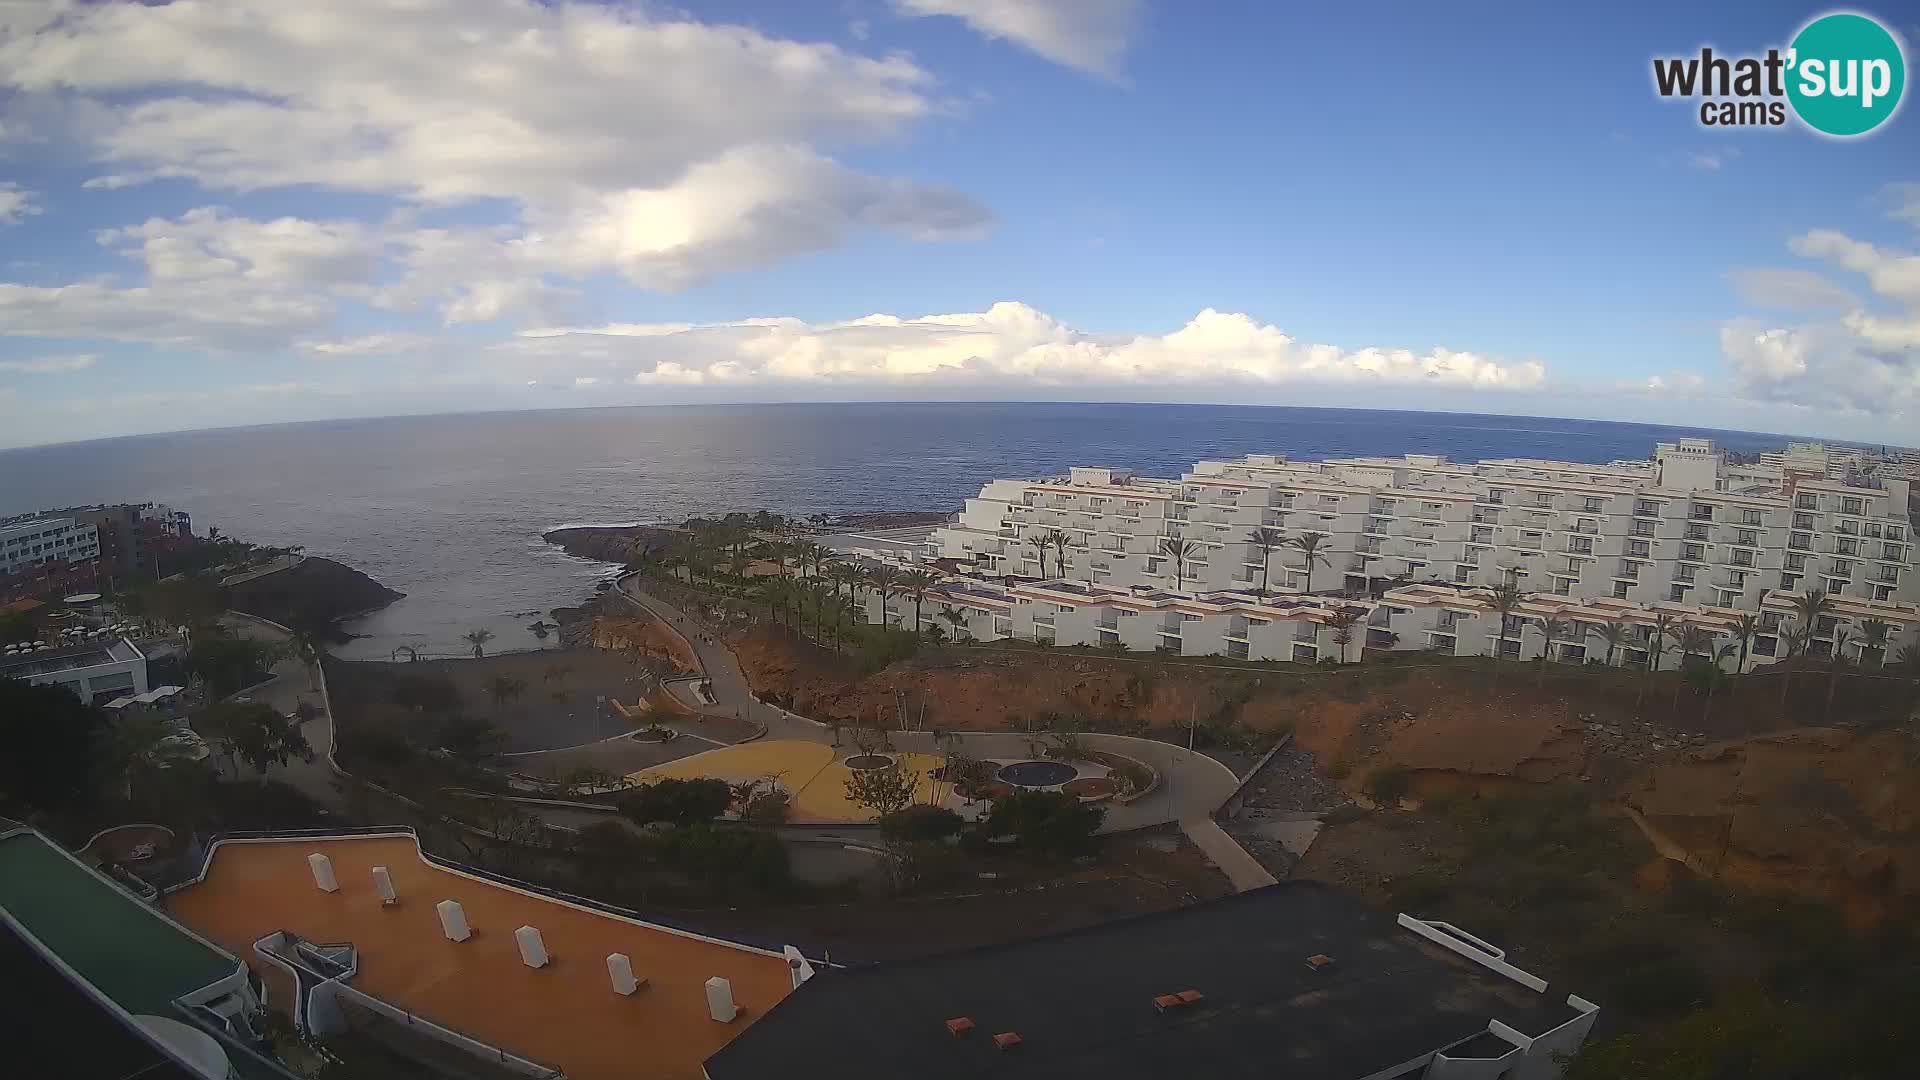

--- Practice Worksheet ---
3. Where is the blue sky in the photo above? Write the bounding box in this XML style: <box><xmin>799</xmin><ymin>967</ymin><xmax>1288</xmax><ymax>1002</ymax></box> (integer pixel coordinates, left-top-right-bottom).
<box><xmin>1</xmin><ymin>0</ymin><xmax>1917</xmax><ymax>448</ymax></box>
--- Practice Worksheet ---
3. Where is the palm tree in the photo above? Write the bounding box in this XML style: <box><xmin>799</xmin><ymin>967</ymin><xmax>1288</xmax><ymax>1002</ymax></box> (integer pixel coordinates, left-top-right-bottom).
<box><xmin>1044</xmin><ymin>529</ymin><xmax>1075</xmax><ymax>581</ymax></box>
<box><xmin>1825</xmin><ymin>625</ymin><xmax>1858</xmax><ymax>723</ymax></box>
<box><xmin>939</xmin><ymin>605</ymin><xmax>971</xmax><ymax>643</ymax></box>
<box><xmin>1588</xmin><ymin>619</ymin><xmax>1631</xmax><ymax>668</ymax></box>
<box><xmin>1728</xmin><ymin>612</ymin><xmax>1761</xmax><ymax>674</ymax></box>
<box><xmin>1670</xmin><ymin>623</ymin><xmax>1714</xmax><ymax>713</ymax></box>
<box><xmin>1026</xmin><ymin>540</ymin><xmax>1049</xmax><ymax>579</ymax></box>
<box><xmin>1859</xmin><ymin>618</ymin><xmax>1891</xmax><ymax>668</ymax></box>
<box><xmin>1893</xmin><ymin>644</ymin><xmax>1920</xmax><ymax>729</ymax></box>
<box><xmin>1159</xmin><ymin>537</ymin><xmax>1200</xmax><ymax>592</ymax></box>
<box><xmin>489</xmin><ymin>675</ymin><xmax>527</xmax><ymax>711</ymax></box>
<box><xmin>1643</xmin><ymin>610</ymin><xmax>1676</xmax><ymax>716</ymax></box>
<box><xmin>1245</xmin><ymin>526</ymin><xmax>1287</xmax><ymax>597</ymax></box>
<box><xmin>1781</xmin><ymin>589</ymin><xmax>1832</xmax><ymax>710</ymax></box>
<box><xmin>1325</xmin><ymin>605</ymin><xmax>1363</xmax><ymax>663</ymax></box>
<box><xmin>461</xmin><ymin>628</ymin><xmax>494</xmax><ymax>658</ymax></box>
<box><xmin>1536</xmin><ymin>616</ymin><xmax>1571</xmax><ymax>685</ymax></box>
<box><xmin>1289</xmin><ymin>531</ymin><xmax>1332</xmax><ymax>593</ymax></box>
<box><xmin>828</xmin><ymin>563</ymin><xmax>864</xmax><ymax>635</ymax></box>
<box><xmin>867</xmin><ymin>565</ymin><xmax>901</xmax><ymax>628</ymax></box>
<box><xmin>899</xmin><ymin>569</ymin><xmax>940</xmax><ymax>635</ymax></box>
<box><xmin>1486</xmin><ymin>579</ymin><xmax>1525</xmax><ymax>689</ymax></box>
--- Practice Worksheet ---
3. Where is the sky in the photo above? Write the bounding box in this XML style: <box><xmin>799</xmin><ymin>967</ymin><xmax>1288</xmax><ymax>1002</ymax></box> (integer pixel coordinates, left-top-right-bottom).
<box><xmin>0</xmin><ymin>0</ymin><xmax>1917</xmax><ymax>449</ymax></box>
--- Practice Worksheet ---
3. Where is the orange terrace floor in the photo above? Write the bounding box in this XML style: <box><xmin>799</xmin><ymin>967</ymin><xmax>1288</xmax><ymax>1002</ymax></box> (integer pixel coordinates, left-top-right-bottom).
<box><xmin>165</xmin><ymin>834</ymin><xmax>795</xmax><ymax>1080</ymax></box>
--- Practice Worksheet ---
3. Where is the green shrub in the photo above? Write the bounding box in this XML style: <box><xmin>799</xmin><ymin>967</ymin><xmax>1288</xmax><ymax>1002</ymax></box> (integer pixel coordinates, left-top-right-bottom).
<box><xmin>616</xmin><ymin>777</ymin><xmax>733</xmax><ymax>827</ymax></box>
<box><xmin>1365</xmin><ymin>766</ymin><xmax>1412</xmax><ymax>807</ymax></box>
<box><xmin>652</xmin><ymin>824</ymin><xmax>791</xmax><ymax>893</ymax></box>
<box><xmin>985</xmin><ymin>791</ymin><xmax>1104</xmax><ymax>857</ymax></box>
<box><xmin>880</xmin><ymin>804</ymin><xmax>964</xmax><ymax>843</ymax></box>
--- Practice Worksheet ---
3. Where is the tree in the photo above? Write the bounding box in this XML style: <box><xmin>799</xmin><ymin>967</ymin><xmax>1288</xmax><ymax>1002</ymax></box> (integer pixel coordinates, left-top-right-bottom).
<box><xmin>461</xmin><ymin>628</ymin><xmax>494</xmax><ymax>658</ymax></box>
<box><xmin>1026</xmin><ymin>539</ymin><xmax>1049</xmax><ymax>579</ymax></box>
<box><xmin>1824</xmin><ymin>625</ymin><xmax>1857</xmax><ymax>723</ymax></box>
<box><xmin>1536</xmin><ymin>616</ymin><xmax>1572</xmax><ymax>684</ymax></box>
<box><xmin>488</xmin><ymin>675</ymin><xmax>527</xmax><ymax>711</ymax></box>
<box><xmin>1781</xmin><ymin>589</ymin><xmax>1831</xmax><ymax>710</ymax></box>
<box><xmin>431</xmin><ymin>714</ymin><xmax>509</xmax><ymax>763</ymax></box>
<box><xmin>186</xmin><ymin>627</ymin><xmax>276</xmax><ymax>696</ymax></box>
<box><xmin>1326</xmin><ymin>605</ymin><xmax>1364</xmax><ymax>663</ymax></box>
<box><xmin>1644</xmin><ymin>610</ymin><xmax>1676</xmax><ymax>716</ymax></box>
<box><xmin>1858</xmin><ymin>618</ymin><xmax>1891</xmax><ymax>668</ymax></box>
<box><xmin>867</xmin><ymin>565</ymin><xmax>902</xmax><ymax>628</ymax></box>
<box><xmin>899</xmin><ymin>569</ymin><xmax>940</xmax><ymax>635</ymax></box>
<box><xmin>0</xmin><ymin>679</ymin><xmax>107</xmax><ymax>813</ymax></box>
<box><xmin>938</xmin><ymin>605</ymin><xmax>972</xmax><ymax>642</ymax></box>
<box><xmin>1245</xmin><ymin>526</ymin><xmax>1287</xmax><ymax>596</ymax></box>
<box><xmin>616</xmin><ymin>777</ymin><xmax>733</xmax><ymax>827</ymax></box>
<box><xmin>985</xmin><ymin>790</ymin><xmax>1104</xmax><ymax>856</ymax></box>
<box><xmin>1588</xmin><ymin>620</ymin><xmax>1631</xmax><ymax>668</ymax></box>
<box><xmin>197</xmin><ymin>701</ymin><xmax>314</xmax><ymax>777</ymax></box>
<box><xmin>844</xmin><ymin>762</ymin><xmax>920</xmax><ymax>819</ymax></box>
<box><xmin>1486</xmin><ymin>579</ymin><xmax>1525</xmax><ymax>690</ymax></box>
<box><xmin>1670</xmin><ymin>623</ymin><xmax>1715</xmax><ymax>713</ymax></box>
<box><xmin>880</xmin><ymin>804</ymin><xmax>963</xmax><ymax>844</ymax></box>
<box><xmin>1728</xmin><ymin>611</ymin><xmax>1761</xmax><ymax>674</ymax></box>
<box><xmin>1289</xmin><ymin>531</ymin><xmax>1332</xmax><ymax>593</ymax></box>
<box><xmin>1158</xmin><ymin>536</ymin><xmax>1200</xmax><ymax>592</ymax></box>
<box><xmin>1045</xmin><ymin>528</ymin><xmax>1075</xmax><ymax>580</ymax></box>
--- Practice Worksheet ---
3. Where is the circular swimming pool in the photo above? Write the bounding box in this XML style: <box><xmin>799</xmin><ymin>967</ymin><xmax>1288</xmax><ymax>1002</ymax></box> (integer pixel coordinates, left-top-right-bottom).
<box><xmin>995</xmin><ymin>760</ymin><xmax>1078</xmax><ymax>788</ymax></box>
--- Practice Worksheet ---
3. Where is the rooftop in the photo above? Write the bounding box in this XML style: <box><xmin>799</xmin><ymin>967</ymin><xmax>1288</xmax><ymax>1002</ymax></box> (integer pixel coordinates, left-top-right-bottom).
<box><xmin>0</xmin><ymin>828</ymin><xmax>241</xmax><ymax>1018</ymax></box>
<box><xmin>0</xmin><ymin>636</ymin><xmax>143</xmax><ymax>678</ymax></box>
<box><xmin>0</xmin><ymin>918</ymin><xmax>203</xmax><ymax>1080</ymax></box>
<box><xmin>706</xmin><ymin>881</ymin><xmax>1582</xmax><ymax>1080</ymax></box>
<box><xmin>166</xmin><ymin>833</ymin><xmax>798</xmax><ymax>1080</ymax></box>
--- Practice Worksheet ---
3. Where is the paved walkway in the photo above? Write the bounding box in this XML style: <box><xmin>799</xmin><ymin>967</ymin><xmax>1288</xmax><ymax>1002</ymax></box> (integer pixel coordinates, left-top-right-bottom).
<box><xmin>1178</xmin><ymin>816</ymin><xmax>1279</xmax><ymax>892</ymax></box>
<box><xmin>611</xmin><ymin>575</ymin><xmax>1248</xmax><ymax>833</ymax></box>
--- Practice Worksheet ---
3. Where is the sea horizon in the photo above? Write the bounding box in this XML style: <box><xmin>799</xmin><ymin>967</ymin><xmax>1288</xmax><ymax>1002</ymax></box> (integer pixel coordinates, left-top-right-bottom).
<box><xmin>2</xmin><ymin>398</ymin><xmax>1910</xmax><ymax>457</ymax></box>
<box><xmin>2</xmin><ymin>401</ymin><xmax>1903</xmax><ymax>660</ymax></box>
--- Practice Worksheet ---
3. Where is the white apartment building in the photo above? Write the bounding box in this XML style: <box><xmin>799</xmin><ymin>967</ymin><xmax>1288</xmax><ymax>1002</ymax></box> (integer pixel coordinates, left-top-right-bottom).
<box><xmin>898</xmin><ymin>439</ymin><xmax>1919</xmax><ymax>669</ymax></box>
<box><xmin>0</xmin><ymin>515</ymin><xmax>100</xmax><ymax>577</ymax></box>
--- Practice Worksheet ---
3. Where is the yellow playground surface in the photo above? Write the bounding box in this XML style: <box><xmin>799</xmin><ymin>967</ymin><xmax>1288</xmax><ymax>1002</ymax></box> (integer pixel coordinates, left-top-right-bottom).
<box><xmin>628</xmin><ymin>740</ymin><xmax>953</xmax><ymax>822</ymax></box>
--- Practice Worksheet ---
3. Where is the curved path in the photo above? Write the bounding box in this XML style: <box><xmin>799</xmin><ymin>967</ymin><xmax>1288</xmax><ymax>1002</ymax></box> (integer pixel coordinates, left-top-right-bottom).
<box><xmin>612</xmin><ymin>576</ymin><xmax>1245</xmax><ymax>834</ymax></box>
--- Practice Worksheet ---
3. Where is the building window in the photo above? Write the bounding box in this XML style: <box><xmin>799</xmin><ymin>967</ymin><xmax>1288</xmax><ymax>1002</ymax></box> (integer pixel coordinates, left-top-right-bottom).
<box><xmin>1628</xmin><ymin>539</ymin><xmax>1651</xmax><ymax>558</ymax></box>
<box><xmin>1780</xmin><ymin>573</ymin><xmax>1800</xmax><ymax>590</ymax></box>
<box><xmin>1612</xmin><ymin>581</ymin><xmax>1630</xmax><ymax>598</ymax></box>
<box><xmin>1797</xmin><ymin>494</ymin><xmax>1818</xmax><ymax>510</ymax></box>
<box><xmin>1842</xmin><ymin>497</ymin><xmax>1864</xmax><ymax>515</ymax></box>
<box><xmin>1731</xmin><ymin>550</ymin><xmax>1754</xmax><ymax>567</ymax></box>
<box><xmin>1742</xmin><ymin>509</ymin><xmax>1763</xmax><ymax>526</ymax></box>
<box><xmin>1584</xmin><ymin>497</ymin><xmax>1605</xmax><ymax>512</ymax></box>
<box><xmin>1635</xmin><ymin>500</ymin><xmax>1659</xmax><ymax>515</ymax></box>
<box><xmin>1681</xmin><ymin>542</ymin><xmax>1705</xmax><ymax>561</ymax></box>
<box><xmin>1631</xmin><ymin>520</ymin><xmax>1655</xmax><ymax>537</ymax></box>
<box><xmin>1675</xmin><ymin>566</ymin><xmax>1696</xmax><ymax>583</ymax></box>
<box><xmin>1735</xmin><ymin>529</ymin><xmax>1757</xmax><ymax>547</ymax></box>
<box><xmin>1669</xmin><ymin>584</ymin><xmax>1687</xmax><ymax>602</ymax></box>
<box><xmin>1788</xmin><ymin>532</ymin><xmax>1813</xmax><ymax>551</ymax></box>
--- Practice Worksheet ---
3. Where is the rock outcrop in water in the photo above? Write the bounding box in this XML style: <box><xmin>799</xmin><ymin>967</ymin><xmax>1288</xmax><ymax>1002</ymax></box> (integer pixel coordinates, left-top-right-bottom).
<box><xmin>225</xmin><ymin>556</ymin><xmax>404</xmax><ymax>628</ymax></box>
<box><xmin>542</xmin><ymin>524</ymin><xmax>681</xmax><ymax>565</ymax></box>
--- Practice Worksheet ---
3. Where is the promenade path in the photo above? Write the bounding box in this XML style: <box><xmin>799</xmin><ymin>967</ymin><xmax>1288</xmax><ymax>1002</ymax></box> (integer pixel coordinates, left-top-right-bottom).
<box><xmin>610</xmin><ymin>576</ymin><xmax>1254</xmax><ymax>838</ymax></box>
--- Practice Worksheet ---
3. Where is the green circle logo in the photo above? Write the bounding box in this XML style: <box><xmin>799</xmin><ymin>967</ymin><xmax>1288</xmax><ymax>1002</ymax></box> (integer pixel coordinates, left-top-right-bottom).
<box><xmin>1787</xmin><ymin>12</ymin><xmax>1906</xmax><ymax>136</ymax></box>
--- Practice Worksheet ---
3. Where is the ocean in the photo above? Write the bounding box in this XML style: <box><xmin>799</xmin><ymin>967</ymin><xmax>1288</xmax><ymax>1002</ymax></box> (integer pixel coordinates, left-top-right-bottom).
<box><xmin>0</xmin><ymin>402</ymin><xmax>1816</xmax><ymax>658</ymax></box>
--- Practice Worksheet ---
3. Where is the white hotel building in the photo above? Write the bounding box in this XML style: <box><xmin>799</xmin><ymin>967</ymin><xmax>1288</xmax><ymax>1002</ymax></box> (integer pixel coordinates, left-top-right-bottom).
<box><xmin>0</xmin><ymin>515</ymin><xmax>101</xmax><ymax>578</ymax></box>
<box><xmin>878</xmin><ymin>439</ymin><xmax>1919</xmax><ymax>671</ymax></box>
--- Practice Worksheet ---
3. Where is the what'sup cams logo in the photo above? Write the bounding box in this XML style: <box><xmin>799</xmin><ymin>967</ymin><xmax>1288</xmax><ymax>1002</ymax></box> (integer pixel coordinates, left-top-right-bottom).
<box><xmin>1653</xmin><ymin>10</ymin><xmax>1906</xmax><ymax>136</ymax></box>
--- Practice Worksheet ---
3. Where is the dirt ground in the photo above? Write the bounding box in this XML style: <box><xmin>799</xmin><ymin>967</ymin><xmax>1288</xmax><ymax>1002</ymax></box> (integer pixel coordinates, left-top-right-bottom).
<box><xmin>328</xmin><ymin>647</ymin><xmax>660</xmax><ymax>752</ymax></box>
<box><xmin>661</xmin><ymin>831</ymin><xmax>1234</xmax><ymax>964</ymax></box>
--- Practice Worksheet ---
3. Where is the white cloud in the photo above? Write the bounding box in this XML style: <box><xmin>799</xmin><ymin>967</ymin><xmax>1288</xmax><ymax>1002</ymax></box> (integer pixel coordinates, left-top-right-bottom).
<box><xmin>1620</xmin><ymin>372</ymin><xmax>1707</xmax><ymax>394</ymax></box>
<box><xmin>896</xmin><ymin>0</ymin><xmax>1141</xmax><ymax>77</ymax></box>
<box><xmin>98</xmin><ymin>208</ymin><xmax>384</xmax><ymax>292</ymax></box>
<box><xmin>1789</xmin><ymin>229</ymin><xmax>1920</xmax><ymax>308</ymax></box>
<box><xmin>0</xmin><ymin>352</ymin><xmax>95</xmax><ymax>374</ymax></box>
<box><xmin>1725</xmin><ymin>268</ymin><xmax>1856</xmax><ymax>310</ymax></box>
<box><xmin>1720</xmin><ymin>324</ymin><xmax>1809</xmax><ymax>382</ymax></box>
<box><xmin>0</xmin><ymin>0</ymin><xmax>989</xmax><ymax>306</ymax></box>
<box><xmin>297</xmin><ymin>333</ymin><xmax>435</xmax><ymax>358</ymax></box>
<box><xmin>507</xmin><ymin>302</ymin><xmax>1549</xmax><ymax>392</ymax></box>
<box><xmin>0</xmin><ymin>278</ymin><xmax>332</xmax><ymax>350</ymax></box>
<box><xmin>1687</xmin><ymin>147</ymin><xmax>1741</xmax><ymax>171</ymax></box>
<box><xmin>0</xmin><ymin>181</ymin><xmax>36</xmax><ymax>224</ymax></box>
